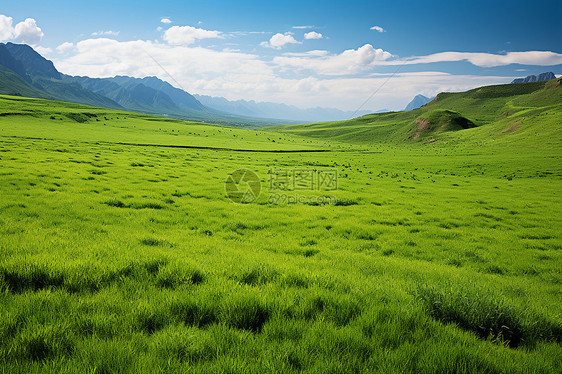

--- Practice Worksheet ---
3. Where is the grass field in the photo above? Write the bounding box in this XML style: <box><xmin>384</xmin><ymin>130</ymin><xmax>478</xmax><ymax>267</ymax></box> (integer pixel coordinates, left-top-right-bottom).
<box><xmin>0</xmin><ymin>83</ymin><xmax>561</xmax><ymax>373</ymax></box>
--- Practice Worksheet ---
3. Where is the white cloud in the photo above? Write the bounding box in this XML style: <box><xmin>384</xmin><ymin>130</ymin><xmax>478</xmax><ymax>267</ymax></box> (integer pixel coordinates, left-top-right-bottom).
<box><xmin>51</xmin><ymin>38</ymin><xmax>275</xmax><ymax>86</ymax></box>
<box><xmin>274</xmin><ymin>44</ymin><xmax>393</xmax><ymax>75</ymax></box>
<box><xmin>161</xmin><ymin>18</ymin><xmax>172</xmax><ymax>24</ymax></box>
<box><xmin>163</xmin><ymin>25</ymin><xmax>223</xmax><ymax>45</ymax></box>
<box><xmin>230</xmin><ymin>30</ymin><xmax>271</xmax><ymax>36</ymax></box>
<box><xmin>91</xmin><ymin>30</ymin><xmax>120</xmax><ymax>37</ymax></box>
<box><xmin>13</xmin><ymin>18</ymin><xmax>44</xmax><ymax>44</ymax></box>
<box><xmin>370</xmin><ymin>26</ymin><xmax>385</xmax><ymax>33</ymax></box>
<box><xmin>283</xmin><ymin>50</ymin><xmax>329</xmax><ymax>57</ymax></box>
<box><xmin>261</xmin><ymin>33</ymin><xmax>300</xmax><ymax>49</ymax></box>
<box><xmin>401</xmin><ymin>51</ymin><xmax>562</xmax><ymax>67</ymax></box>
<box><xmin>34</xmin><ymin>46</ymin><xmax>52</xmax><ymax>55</ymax></box>
<box><xmin>293</xmin><ymin>25</ymin><xmax>314</xmax><ymax>29</ymax></box>
<box><xmin>56</xmin><ymin>42</ymin><xmax>75</xmax><ymax>53</ymax></box>
<box><xmin>304</xmin><ymin>31</ymin><xmax>322</xmax><ymax>40</ymax></box>
<box><xmin>0</xmin><ymin>16</ymin><xmax>44</xmax><ymax>44</ymax></box>
<box><xmin>0</xmin><ymin>15</ymin><xmax>15</xmax><ymax>41</ymax></box>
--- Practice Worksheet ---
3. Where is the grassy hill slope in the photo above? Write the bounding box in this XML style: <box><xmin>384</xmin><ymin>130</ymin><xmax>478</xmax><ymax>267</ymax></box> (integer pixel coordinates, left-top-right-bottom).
<box><xmin>0</xmin><ymin>95</ymin><xmax>336</xmax><ymax>152</ymax></box>
<box><xmin>0</xmin><ymin>66</ymin><xmax>52</xmax><ymax>100</ymax></box>
<box><xmin>271</xmin><ymin>78</ymin><xmax>562</xmax><ymax>147</ymax></box>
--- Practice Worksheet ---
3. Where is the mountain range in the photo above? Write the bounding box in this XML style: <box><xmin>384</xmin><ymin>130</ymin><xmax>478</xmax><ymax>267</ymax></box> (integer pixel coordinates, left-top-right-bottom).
<box><xmin>0</xmin><ymin>42</ymin><xmax>383</xmax><ymax>125</ymax></box>
<box><xmin>511</xmin><ymin>72</ymin><xmax>555</xmax><ymax>84</ymax></box>
<box><xmin>194</xmin><ymin>94</ymin><xmax>374</xmax><ymax>122</ymax></box>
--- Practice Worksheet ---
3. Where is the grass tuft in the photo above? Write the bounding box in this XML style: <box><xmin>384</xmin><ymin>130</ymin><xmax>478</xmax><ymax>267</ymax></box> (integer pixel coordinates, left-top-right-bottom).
<box><xmin>135</xmin><ymin>306</ymin><xmax>169</xmax><ymax>335</ymax></box>
<box><xmin>220</xmin><ymin>296</ymin><xmax>270</xmax><ymax>332</ymax></box>
<box><xmin>415</xmin><ymin>285</ymin><xmax>530</xmax><ymax>347</ymax></box>
<box><xmin>139</xmin><ymin>237</ymin><xmax>165</xmax><ymax>247</ymax></box>
<box><xmin>334</xmin><ymin>198</ymin><xmax>359</xmax><ymax>206</ymax></box>
<box><xmin>155</xmin><ymin>266</ymin><xmax>205</xmax><ymax>289</ymax></box>
<box><xmin>11</xmin><ymin>324</ymin><xmax>74</xmax><ymax>361</ymax></box>
<box><xmin>104</xmin><ymin>199</ymin><xmax>128</xmax><ymax>208</ymax></box>
<box><xmin>238</xmin><ymin>264</ymin><xmax>279</xmax><ymax>286</ymax></box>
<box><xmin>170</xmin><ymin>299</ymin><xmax>217</xmax><ymax>328</ymax></box>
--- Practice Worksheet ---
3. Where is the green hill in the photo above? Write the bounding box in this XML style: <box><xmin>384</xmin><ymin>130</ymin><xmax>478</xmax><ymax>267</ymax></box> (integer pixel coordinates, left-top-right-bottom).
<box><xmin>408</xmin><ymin>110</ymin><xmax>476</xmax><ymax>141</ymax></box>
<box><xmin>270</xmin><ymin>78</ymin><xmax>562</xmax><ymax>147</ymax></box>
<box><xmin>0</xmin><ymin>66</ymin><xmax>52</xmax><ymax>99</ymax></box>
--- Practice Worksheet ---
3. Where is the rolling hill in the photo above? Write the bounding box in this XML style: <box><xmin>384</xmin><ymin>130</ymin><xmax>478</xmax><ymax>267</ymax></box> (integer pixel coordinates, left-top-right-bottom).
<box><xmin>270</xmin><ymin>78</ymin><xmax>562</xmax><ymax>147</ymax></box>
<box><xmin>0</xmin><ymin>65</ymin><xmax>52</xmax><ymax>99</ymax></box>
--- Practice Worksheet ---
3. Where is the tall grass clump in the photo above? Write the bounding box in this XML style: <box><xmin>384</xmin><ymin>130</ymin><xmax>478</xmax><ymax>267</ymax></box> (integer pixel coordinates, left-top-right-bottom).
<box><xmin>220</xmin><ymin>295</ymin><xmax>270</xmax><ymax>332</ymax></box>
<box><xmin>237</xmin><ymin>264</ymin><xmax>279</xmax><ymax>286</ymax></box>
<box><xmin>414</xmin><ymin>285</ymin><xmax>562</xmax><ymax>347</ymax></box>
<box><xmin>10</xmin><ymin>324</ymin><xmax>75</xmax><ymax>361</ymax></box>
<box><xmin>169</xmin><ymin>298</ymin><xmax>218</xmax><ymax>328</ymax></box>
<box><xmin>155</xmin><ymin>265</ymin><xmax>205</xmax><ymax>289</ymax></box>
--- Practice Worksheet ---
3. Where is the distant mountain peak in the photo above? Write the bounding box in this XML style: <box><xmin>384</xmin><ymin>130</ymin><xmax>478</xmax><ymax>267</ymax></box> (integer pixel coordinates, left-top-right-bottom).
<box><xmin>511</xmin><ymin>72</ymin><xmax>555</xmax><ymax>84</ymax></box>
<box><xmin>4</xmin><ymin>42</ymin><xmax>61</xmax><ymax>79</ymax></box>
<box><xmin>404</xmin><ymin>94</ymin><xmax>435</xmax><ymax>111</ymax></box>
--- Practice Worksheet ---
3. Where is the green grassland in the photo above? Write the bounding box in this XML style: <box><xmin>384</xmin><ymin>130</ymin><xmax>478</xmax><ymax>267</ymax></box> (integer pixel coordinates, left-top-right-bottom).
<box><xmin>0</xmin><ymin>79</ymin><xmax>561</xmax><ymax>373</ymax></box>
<box><xmin>271</xmin><ymin>79</ymin><xmax>562</xmax><ymax>147</ymax></box>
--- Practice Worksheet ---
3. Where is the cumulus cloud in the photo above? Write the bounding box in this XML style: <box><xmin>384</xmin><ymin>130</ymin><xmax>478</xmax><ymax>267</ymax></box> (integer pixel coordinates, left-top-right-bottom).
<box><xmin>370</xmin><ymin>26</ymin><xmax>385</xmax><ymax>33</ymax></box>
<box><xmin>274</xmin><ymin>44</ymin><xmax>393</xmax><ymax>75</ymax></box>
<box><xmin>51</xmin><ymin>38</ymin><xmax>274</xmax><ymax>85</ymax></box>
<box><xmin>13</xmin><ymin>18</ymin><xmax>44</xmax><ymax>44</ymax></box>
<box><xmin>163</xmin><ymin>25</ymin><xmax>223</xmax><ymax>45</ymax></box>
<box><xmin>161</xmin><ymin>18</ymin><xmax>172</xmax><ymax>24</ymax></box>
<box><xmin>0</xmin><ymin>15</ymin><xmax>44</xmax><ymax>44</ymax></box>
<box><xmin>0</xmin><ymin>15</ymin><xmax>15</xmax><ymax>40</ymax></box>
<box><xmin>304</xmin><ymin>31</ymin><xmax>322</xmax><ymax>40</ymax></box>
<box><xmin>261</xmin><ymin>33</ymin><xmax>300</xmax><ymax>49</ymax></box>
<box><xmin>91</xmin><ymin>30</ymin><xmax>120</xmax><ymax>37</ymax></box>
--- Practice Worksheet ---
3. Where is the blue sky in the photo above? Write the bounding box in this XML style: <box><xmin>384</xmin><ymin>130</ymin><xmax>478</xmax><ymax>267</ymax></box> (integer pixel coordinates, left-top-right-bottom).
<box><xmin>1</xmin><ymin>0</ymin><xmax>561</xmax><ymax>110</ymax></box>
